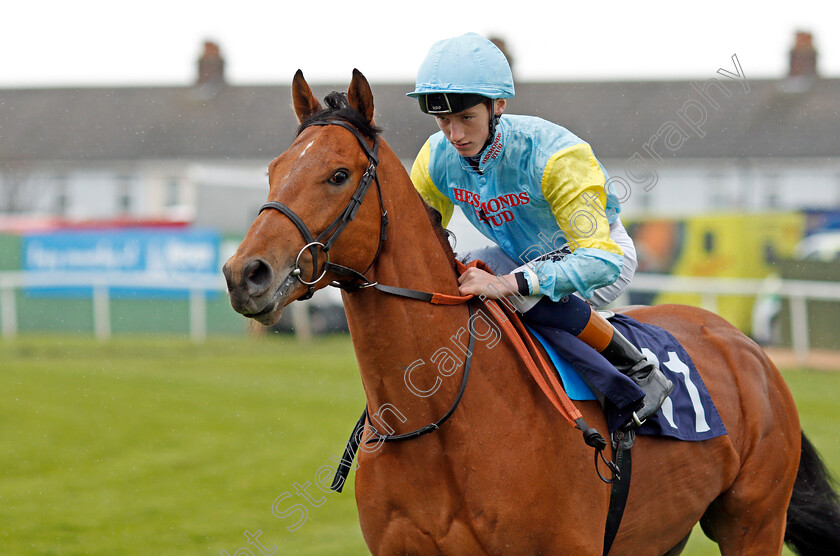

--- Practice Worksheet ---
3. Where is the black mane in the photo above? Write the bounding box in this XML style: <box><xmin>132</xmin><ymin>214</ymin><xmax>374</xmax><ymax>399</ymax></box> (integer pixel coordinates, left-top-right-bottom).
<box><xmin>423</xmin><ymin>203</ymin><xmax>458</xmax><ymax>270</ymax></box>
<box><xmin>297</xmin><ymin>91</ymin><xmax>382</xmax><ymax>139</ymax></box>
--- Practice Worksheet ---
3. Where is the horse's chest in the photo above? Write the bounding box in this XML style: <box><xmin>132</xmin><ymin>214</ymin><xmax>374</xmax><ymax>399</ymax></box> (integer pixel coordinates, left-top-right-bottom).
<box><xmin>355</xmin><ymin>454</ymin><xmax>588</xmax><ymax>555</ymax></box>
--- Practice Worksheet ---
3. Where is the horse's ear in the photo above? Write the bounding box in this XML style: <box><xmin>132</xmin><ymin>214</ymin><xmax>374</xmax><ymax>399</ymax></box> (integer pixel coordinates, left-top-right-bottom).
<box><xmin>292</xmin><ymin>69</ymin><xmax>322</xmax><ymax>123</ymax></box>
<box><xmin>348</xmin><ymin>69</ymin><xmax>375</xmax><ymax>125</ymax></box>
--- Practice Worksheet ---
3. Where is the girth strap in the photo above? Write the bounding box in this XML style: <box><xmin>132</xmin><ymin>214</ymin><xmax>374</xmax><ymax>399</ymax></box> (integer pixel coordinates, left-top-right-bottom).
<box><xmin>330</xmin><ymin>408</ymin><xmax>368</xmax><ymax>493</ymax></box>
<box><xmin>603</xmin><ymin>430</ymin><xmax>633</xmax><ymax>555</ymax></box>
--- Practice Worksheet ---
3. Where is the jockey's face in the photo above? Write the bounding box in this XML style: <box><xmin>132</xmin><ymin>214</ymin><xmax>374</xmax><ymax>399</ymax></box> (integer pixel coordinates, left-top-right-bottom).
<box><xmin>434</xmin><ymin>99</ymin><xmax>506</xmax><ymax>158</ymax></box>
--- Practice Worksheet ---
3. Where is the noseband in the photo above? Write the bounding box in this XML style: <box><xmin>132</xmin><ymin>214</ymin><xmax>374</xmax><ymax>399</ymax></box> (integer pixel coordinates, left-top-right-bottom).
<box><xmin>259</xmin><ymin>119</ymin><xmax>388</xmax><ymax>299</ymax></box>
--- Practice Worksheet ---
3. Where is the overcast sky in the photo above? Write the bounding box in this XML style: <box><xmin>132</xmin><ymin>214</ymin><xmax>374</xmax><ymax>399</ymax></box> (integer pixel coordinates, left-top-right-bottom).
<box><xmin>1</xmin><ymin>0</ymin><xmax>838</xmax><ymax>88</ymax></box>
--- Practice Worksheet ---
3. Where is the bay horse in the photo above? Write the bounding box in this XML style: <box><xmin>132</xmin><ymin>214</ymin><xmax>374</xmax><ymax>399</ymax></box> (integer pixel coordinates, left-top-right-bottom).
<box><xmin>223</xmin><ymin>70</ymin><xmax>840</xmax><ymax>555</ymax></box>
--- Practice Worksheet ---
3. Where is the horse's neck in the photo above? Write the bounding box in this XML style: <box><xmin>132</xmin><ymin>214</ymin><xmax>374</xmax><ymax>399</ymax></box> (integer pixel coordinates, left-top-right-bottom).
<box><xmin>341</xmin><ymin>147</ymin><xmax>471</xmax><ymax>424</ymax></box>
<box><xmin>346</xmin><ymin>142</ymin><xmax>463</xmax><ymax>308</ymax></box>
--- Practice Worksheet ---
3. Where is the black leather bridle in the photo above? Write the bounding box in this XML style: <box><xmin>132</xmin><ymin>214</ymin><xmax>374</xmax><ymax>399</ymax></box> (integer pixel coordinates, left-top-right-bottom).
<box><xmin>259</xmin><ymin>118</ymin><xmax>388</xmax><ymax>300</ymax></box>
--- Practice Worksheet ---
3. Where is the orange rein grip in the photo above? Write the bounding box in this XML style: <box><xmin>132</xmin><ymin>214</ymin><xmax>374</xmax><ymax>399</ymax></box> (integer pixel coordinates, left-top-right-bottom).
<box><xmin>440</xmin><ymin>258</ymin><xmax>582</xmax><ymax>427</ymax></box>
<box><xmin>576</xmin><ymin>309</ymin><xmax>614</xmax><ymax>353</ymax></box>
<box><xmin>484</xmin><ymin>297</ymin><xmax>583</xmax><ymax>426</ymax></box>
<box><xmin>431</xmin><ymin>292</ymin><xmax>474</xmax><ymax>305</ymax></box>
<box><xmin>428</xmin><ymin>259</ymin><xmax>483</xmax><ymax>305</ymax></box>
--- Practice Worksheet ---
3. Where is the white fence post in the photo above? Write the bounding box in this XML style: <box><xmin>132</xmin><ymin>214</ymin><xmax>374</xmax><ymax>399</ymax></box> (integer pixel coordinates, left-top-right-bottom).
<box><xmin>189</xmin><ymin>288</ymin><xmax>207</xmax><ymax>342</ymax></box>
<box><xmin>1</xmin><ymin>284</ymin><xmax>17</xmax><ymax>338</ymax></box>
<box><xmin>291</xmin><ymin>302</ymin><xmax>312</xmax><ymax>343</ymax></box>
<box><xmin>93</xmin><ymin>284</ymin><xmax>111</xmax><ymax>341</ymax></box>
<box><xmin>0</xmin><ymin>272</ymin><xmax>226</xmax><ymax>340</ymax></box>
<box><xmin>700</xmin><ymin>293</ymin><xmax>718</xmax><ymax>314</ymax></box>
<box><xmin>789</xmin><ymin>295</ymin><xmax>810</xmax><ymax>365</ymax></box>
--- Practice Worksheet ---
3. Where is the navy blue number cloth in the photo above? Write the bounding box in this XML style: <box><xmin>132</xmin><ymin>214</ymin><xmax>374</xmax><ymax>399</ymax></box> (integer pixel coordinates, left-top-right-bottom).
<box><xmin>528</xmin><ymin>312</ymin><xmax>727</xmax><ymax>441</ymax></box>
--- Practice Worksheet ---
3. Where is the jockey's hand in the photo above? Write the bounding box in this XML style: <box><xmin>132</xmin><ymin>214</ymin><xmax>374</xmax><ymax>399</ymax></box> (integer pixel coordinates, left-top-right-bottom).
<box><xmin>457</xmin><ymin>268</ymin><xmax>519</xmax><ymax>299</ymax></box>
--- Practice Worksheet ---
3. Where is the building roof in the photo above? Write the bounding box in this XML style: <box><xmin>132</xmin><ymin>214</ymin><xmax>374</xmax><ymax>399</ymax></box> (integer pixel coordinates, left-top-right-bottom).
<box><xmin>2</xmin><ymin>52</ymin><xmax>838</xmax><ymax>166</ymax></box>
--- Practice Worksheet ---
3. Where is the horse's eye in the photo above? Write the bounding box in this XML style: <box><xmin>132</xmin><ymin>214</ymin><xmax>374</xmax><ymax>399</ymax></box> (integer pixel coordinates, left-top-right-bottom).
<box><xmin>328</xmin><ymin>169</ymin><xmax>350</xmax><ymax>186</ymax></box>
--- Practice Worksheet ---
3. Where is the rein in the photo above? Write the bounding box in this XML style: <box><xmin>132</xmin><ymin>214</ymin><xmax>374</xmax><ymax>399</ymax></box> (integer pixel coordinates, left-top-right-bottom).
<box><xmin>328</xmin><ymin>259</ymin><xmax>615</xmax><ymax>492</ymax></box>
<box><xmin>364</xmin><ymin>259</ymin><xmax>610</xmax><ymax>441</ymax></box>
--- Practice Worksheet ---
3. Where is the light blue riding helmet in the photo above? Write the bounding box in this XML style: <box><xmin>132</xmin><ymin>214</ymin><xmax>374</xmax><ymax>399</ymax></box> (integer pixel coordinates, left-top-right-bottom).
<box><xmin>408</xmin><ymin>33</ymin><xmax>514</xmax><ymax>114</ymax></box>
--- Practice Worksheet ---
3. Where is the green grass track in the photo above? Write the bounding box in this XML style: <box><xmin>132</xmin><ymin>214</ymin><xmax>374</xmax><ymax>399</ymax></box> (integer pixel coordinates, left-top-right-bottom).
<box><xmin>1</xmin><ymin>334</ymin><xmax>838</xmax><ymax>555</ymax></box>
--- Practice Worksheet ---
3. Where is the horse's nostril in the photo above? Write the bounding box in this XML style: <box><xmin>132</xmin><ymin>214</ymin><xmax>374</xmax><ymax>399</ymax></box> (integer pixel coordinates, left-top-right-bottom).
<box><xmin>222</xmin><ymin>261</ymin><xmax>234</xmax><ymax>289</ymax></box>
<box><xmin>244</xmin><ymin>259</ymin><xmax>273</xmax><ymax>296</ymax></box>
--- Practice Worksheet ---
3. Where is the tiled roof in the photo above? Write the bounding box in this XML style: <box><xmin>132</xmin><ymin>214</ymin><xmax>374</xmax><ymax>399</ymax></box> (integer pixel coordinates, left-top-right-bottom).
<box><xmin>2</xmin><ymin>76</ymin><xmax>838</xmax><ymax>165</ymax></box>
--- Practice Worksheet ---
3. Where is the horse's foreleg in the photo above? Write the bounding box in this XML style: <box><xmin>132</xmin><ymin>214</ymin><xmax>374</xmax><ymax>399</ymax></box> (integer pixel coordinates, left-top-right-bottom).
<box><xmin>370</xmin><ymin>517</ymin><xmax>493</xmax><ymax>556</ymax></box>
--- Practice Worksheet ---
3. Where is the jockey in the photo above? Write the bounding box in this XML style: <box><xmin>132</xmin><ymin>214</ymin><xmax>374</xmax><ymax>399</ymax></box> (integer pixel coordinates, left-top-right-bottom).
<box><xmin>407</xmin><ymin>32</ymin><xmax>673</xmax><ymax>429</ymax></box>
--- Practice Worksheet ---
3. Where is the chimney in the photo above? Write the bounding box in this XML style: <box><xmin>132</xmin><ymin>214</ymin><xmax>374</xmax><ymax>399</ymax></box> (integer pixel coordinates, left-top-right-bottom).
<box><xmin>489</xmin><ymin>36</ymin><xmax>514</xmax><ymax>74</ymax></box>
<box><xmin>789</xmin><ymin>31</ymin><xmax>817</xmax><ymax>78</ymax></box>
<box><xmin>197</xmin><ymin>41</ymin><xmax>225</xmax><ymax>85</ymax></box>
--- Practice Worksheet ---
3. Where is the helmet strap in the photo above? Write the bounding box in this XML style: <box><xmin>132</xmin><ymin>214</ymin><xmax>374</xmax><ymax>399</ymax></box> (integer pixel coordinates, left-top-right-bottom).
<box><xmin>464</xmin><ymin>100</ymin><xmax>503</xmax><ymax>172</ymax></box>
<box><xmin>483</xmin><ymin>99</ymin><xmax>500</xmax><ymax>151</ymax></box>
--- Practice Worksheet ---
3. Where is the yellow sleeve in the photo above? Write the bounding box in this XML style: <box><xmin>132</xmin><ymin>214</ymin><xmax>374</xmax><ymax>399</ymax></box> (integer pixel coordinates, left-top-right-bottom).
<box><xmin>541</xmin><ymin>143</ymin><xmax>623</xmax><ymax>256</ymax></box>
<box><xmin>410</xmin><ymin>139</ymin><xmax>455</xmax><ymax>228</ymax></box>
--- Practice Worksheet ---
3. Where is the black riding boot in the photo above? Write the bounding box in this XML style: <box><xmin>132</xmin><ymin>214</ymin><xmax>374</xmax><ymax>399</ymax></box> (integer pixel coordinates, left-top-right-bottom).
<box><xmin>601</xmin><ymin>326</ymin><xmax>674</xmax><ymax>428</ymax></box>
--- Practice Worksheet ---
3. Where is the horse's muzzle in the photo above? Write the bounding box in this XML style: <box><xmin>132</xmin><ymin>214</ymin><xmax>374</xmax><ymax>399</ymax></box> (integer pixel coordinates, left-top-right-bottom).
<box><xmin>222</xmin><ymin>256</ymin><xmax>296</xmax><ymax>325</ymax></box>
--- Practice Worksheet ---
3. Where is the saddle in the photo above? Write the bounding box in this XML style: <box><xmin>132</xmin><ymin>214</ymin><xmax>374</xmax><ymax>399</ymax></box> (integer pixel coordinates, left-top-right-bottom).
<box><xmin>529</xmin><ymin>310</ymin><xmax>727</xmax><ymax>442</ymax></box>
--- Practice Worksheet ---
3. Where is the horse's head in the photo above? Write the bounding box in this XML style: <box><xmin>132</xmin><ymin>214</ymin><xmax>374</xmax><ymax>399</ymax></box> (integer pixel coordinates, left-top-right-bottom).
<box><xmin>223</xmin><ymin>69</ymin><xmax>386</xmax><ymax>325</ymax></box>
